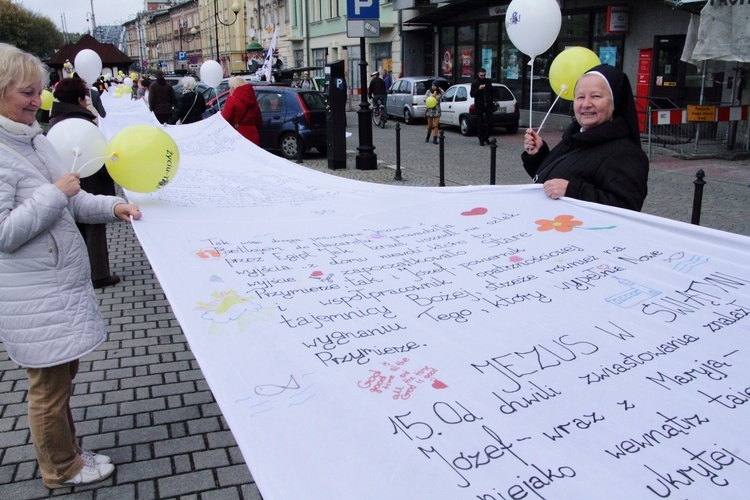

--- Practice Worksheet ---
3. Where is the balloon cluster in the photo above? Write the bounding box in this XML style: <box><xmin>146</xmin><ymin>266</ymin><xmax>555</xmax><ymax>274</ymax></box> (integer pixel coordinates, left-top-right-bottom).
<box><xmin>47</xmin><ymin>118</ymin><xmax>180</xmax><ymax>193</ymax></box>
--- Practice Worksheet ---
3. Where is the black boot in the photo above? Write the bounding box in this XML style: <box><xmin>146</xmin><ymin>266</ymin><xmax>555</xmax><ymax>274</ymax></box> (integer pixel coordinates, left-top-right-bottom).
<box><xmin>425</xmin><ymin>131</ymin><xmax>431</xmax><ymax>142</ymax></box>
<box><xmin>433</xmin><ymin>136</ymin><xmax>438</xmax><ymax>144</ymax></box>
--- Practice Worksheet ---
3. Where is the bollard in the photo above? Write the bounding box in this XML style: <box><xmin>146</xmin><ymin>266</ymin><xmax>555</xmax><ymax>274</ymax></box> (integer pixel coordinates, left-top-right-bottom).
<box><xmin>395</xmin><ymin>123</ymin><xmax>402</xmax><ymax>181</ymax></box>
<box><xmin>691</xmin><ymin>169</ymin><xmax>706</xmax><ymax>226</ymax></box>
<box><xmin>293</xmin><ymin>116</ymin><xmax>303</xmax><ymax>164</ymax></box>
<box><xmin>439</xmin><ymin>129</ymin><xmax>445</xmax><ymax>187</ymax></box>
<box><xmin>489</xmin><ymin>138</ymin><xmax>497</xmax><ymax>185</ymax></box>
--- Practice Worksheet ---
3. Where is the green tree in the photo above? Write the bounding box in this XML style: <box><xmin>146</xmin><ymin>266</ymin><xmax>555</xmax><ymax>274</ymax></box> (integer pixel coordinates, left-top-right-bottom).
<box><xmin>0</xmin><ymin>0</ymin><xmax>64</xmax><ymax>58</ymax></box>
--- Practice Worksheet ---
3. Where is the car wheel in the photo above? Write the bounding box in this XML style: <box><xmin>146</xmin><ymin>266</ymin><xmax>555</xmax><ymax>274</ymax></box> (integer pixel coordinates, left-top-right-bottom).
<box><xmin>403</xmin><ymin>108</ymin><xmax>413</xmax><ymax>125</ymax></box>
<box><xmin>460</xmin><ymin>116</ymin><xmax>474</xmax><ymax>136</ymax></box>
<box><xmin>506</xmin><ymin>124</ymin><xmax>519</xmax><ymax>134</ymax></box>
<box><xmin>279</xmin><ymin>132</ymin><xmax>301</xmax><ymax>160</ymax></box>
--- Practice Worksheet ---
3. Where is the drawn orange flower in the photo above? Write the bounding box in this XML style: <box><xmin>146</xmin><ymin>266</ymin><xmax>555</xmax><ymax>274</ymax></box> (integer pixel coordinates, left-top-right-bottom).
<box><xmin>535</xmin><ymin>215</ymin><xmax>583</xmax><ymax>232</ymax></box>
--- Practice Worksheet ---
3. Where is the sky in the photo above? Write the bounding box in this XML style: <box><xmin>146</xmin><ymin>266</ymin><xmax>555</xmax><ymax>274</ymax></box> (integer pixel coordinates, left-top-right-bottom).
<box><xmin>18</xmin><ymin>0</ymin><xmax>147</xmax><ymax>35</ymax></box>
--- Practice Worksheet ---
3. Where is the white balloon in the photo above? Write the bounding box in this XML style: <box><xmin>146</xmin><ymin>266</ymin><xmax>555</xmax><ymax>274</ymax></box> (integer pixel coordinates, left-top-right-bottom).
<box><xmin>123</xmin><ymin>77</ymin><xmax>134</xmax><ymax>88</ymax></box>
<box><xmin>200</xmin><ymin>60</ymin><xmax>224</xmax><ymax>88</ymax></box>
<box><xmin>74</xmin><ymin>49</ymin><xmax>103</xmax><ymax>85</ymax></box>
<box><xmin>505</xmin><ymin>0</ymin><xmax>562</xmax><ymax>58</ymax></box>
<box><xmin>46</xmin><ymin>118</ymin><xmax>108</xmax><ymax>178</ymax></box>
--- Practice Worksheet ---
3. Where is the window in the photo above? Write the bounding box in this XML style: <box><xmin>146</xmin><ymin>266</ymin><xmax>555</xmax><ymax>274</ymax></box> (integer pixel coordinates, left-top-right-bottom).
<box><xmin>456</xmin><ymin>87</ymin><xmax>468</xmax><ymax>102</ymax></box>
<box><xmin>444</xmin><ymin>86</ymin><xmax>457</xmax><ymax>101</ymax></box>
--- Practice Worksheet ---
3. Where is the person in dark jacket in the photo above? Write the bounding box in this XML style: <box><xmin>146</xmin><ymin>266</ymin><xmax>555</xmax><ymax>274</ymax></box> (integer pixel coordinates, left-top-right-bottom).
<box><xmin>168</xmin><ymin>76</ymin><xmax>206</xmax><ymax>125</ymax></box>
<box><xmin>522</xmin><ymin>64</ymin><xmax>649</xmax><ymax>211</ymax></box>
<box><xmin>221</xmin><ymin>76</ymin><xmax>262</xmax><ymax>145</ymax></box>
<box><xmin>368</xmin><ymin>71</ymin><xmax>387</xmax><ymax>109</ymax></box>
<box><xmin>148</xmin><ymin>70</ymin><xmax>176</xmax><ymax>124</ymax></box>
<box><xmin>49</xmin><ymin>78</ymin><xmax>121</xmax><ymax>288</ymax></box>
<box><xmin>470</xmin><ymin>68</ymin><xmax>494</xmax><ymax>146</ymax></box>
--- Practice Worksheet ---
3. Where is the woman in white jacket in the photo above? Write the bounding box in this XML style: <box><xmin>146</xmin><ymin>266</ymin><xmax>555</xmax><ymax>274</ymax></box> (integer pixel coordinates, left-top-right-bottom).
<box><xmin>0</xmin><ymin>43</ymin><xmax>141</xmax><ymax>489</ymax></box>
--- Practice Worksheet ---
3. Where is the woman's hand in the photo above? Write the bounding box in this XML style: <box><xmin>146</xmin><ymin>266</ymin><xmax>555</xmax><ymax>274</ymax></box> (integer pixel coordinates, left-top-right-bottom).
<box><xmin>543</xmin><ymin>179</ymin><xmax>569</xmax><ymax>200</ymax></box>
<box><xmin>54</xmin><ymin>172</ymin><xmax>81</xmax><ymax>198</ymax></box>
<box><xmin>524</xmin><ymin>128</ymin><xmax>543</xmax><ymax>155</ymax></box>
<box><xmin>114</xmin><ymin>203</ymin><xmax>142</xmax><ymax>221</ymax></box>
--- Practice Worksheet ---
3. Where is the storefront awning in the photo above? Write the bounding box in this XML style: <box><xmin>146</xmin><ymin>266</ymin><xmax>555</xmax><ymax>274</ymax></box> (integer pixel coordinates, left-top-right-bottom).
<box><xmin>683</xmin><ymin>1</ymin><xmax>750</xmax><ymax>63</ymax></box>
<box><xmin>404</xmin><ymin>0</ymin><xmax>501</xmax><ymax>26</ymax></box>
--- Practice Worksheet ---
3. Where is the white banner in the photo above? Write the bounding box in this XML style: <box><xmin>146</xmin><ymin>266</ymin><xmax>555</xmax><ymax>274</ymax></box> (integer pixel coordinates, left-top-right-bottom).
<box><xmin>101</xmin><ymin>95</ymin><xmax>750</xmax><ymax>499</ymax></box>
<box><xmin>692</xmin><ymin>1</ymin><xmax>750</xmax><ymax>62</ymax></box>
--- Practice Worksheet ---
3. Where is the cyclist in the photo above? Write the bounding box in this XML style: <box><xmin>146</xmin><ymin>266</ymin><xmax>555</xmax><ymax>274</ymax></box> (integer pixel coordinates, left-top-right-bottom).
<box><xmin>368</xmin><ymin>70</ymin><xmax>387</xmax><ymax>119</ymax></box>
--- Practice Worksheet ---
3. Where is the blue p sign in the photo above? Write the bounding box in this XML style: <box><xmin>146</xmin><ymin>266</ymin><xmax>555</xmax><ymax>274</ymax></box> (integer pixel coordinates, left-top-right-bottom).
<box><xmin>347</xmin><ymin>0</ymin><xmax>379</xmax><ymax>19</ymax></box>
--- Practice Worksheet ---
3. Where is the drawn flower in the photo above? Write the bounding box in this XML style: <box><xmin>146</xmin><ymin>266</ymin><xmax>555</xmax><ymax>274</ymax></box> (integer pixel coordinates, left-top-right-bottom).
<box><xmin>536</xmin><ymin>215</ymin><xmax>583</xmax><ymax>232</ymax></box>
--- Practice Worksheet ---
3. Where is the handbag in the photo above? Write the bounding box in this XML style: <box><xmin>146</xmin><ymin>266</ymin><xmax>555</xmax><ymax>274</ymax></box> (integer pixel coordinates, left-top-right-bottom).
<box><xmin>176</xmin><ymin>93</ymin><xmax>198</xmax><ymax>125</ymax></box>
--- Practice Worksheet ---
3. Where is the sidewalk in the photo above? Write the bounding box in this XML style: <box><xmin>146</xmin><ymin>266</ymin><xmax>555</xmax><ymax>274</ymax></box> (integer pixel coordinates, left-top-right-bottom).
<box><xmin>0</xmin><ymin>137</ymin><xmax>748</xmax><ymax>499</ymax></box>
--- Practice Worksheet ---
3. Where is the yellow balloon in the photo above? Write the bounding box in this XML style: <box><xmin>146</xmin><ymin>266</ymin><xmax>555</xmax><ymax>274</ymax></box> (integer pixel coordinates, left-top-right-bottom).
<box><xmin>105</xmin><ymin>125</ymin><xmax>179</xmax><ymax>193</ymax></box>
<box><xmin>130</xmin><ymin>72</ymin><xmax>138</xmax><ymax>80</ymax></box>
<box><xmin>426</xmin><ymin>96</ymin><xmax>438</xmax><ymax>108</ymax></box>
<box><xmin>40</xmin><ymin>89</ymin><xmax>54</xmax><ymax>111</ymax></box>
<box><xmin>122</xmin><ymin>86</ymin><xmax>132</xmax><ymax>94</ymax></box>
<box><xmin>548</xmin><ymin>47</ymin><xmax>601</xmax><ymax>101</ymax></box>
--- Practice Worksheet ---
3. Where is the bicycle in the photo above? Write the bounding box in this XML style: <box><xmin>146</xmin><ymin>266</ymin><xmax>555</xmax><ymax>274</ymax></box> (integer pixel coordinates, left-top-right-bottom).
<box><xmin>371</xmin><ymin>96</ymin><xmax>387</xmax><ymax>128</ymax></box>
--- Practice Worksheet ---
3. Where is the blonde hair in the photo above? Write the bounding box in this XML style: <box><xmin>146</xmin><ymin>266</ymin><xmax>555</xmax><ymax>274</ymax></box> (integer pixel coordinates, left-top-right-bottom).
<box><xmin>228</xmin><ymin>76</ymin><xmax>248</xmax><ymax>90</ymax></box>
<box><xmin>0</xmin><ymin>43</ymin><xmax>47</xmax><ymax>99</ymax></box>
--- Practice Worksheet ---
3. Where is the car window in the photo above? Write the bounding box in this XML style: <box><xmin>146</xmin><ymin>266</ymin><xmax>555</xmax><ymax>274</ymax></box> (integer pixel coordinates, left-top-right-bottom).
<box><xmin>415</xmin><ymin>81</ymin><xmax>428</xmax><ymax>95</ymax></box>
<box><xmin>300</xmin><ymin>91</ymin><xmax>326</xmax><ymax>110</ymax></box>
<box><xmin>257</xmin><ymin>91</ymin><xmax>284</xmax><ymax>113</ymax></box>
<box><xmin>444</xmin><ymin>87</ymin><xmax>457</xmax><ymax>101</ymax></box>
<box><xmin>492</xmin><ymin>86</ymin><xmax>514</xmax><ymax>101</ymax></box>
<box><xmin>404</xmin><ymin>81</ymin><xmax>412</xmax><ymax>94</ymax></box>
<box><xmin>456</xmin><ymin>87</ymin><xmax>468</xmax><ymax>102</ymax></box>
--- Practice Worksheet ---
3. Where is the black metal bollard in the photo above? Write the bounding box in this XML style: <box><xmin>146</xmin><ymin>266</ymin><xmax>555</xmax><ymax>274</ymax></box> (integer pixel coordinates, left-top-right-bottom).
<box><xmin>395</xmin><ymin>123</ymin><xmax>402</xmax><ymax>181</ymax></box>
<box><xmin>691</xmin><ymin>169</ymin><xmax>706</xmax><ymax>225</ymax></box>
<box><xmin>489</xmin><ymin>138</ymin><xmax>497</xmax><ymax>185</ymax></box>
<box><xmin>439</xmin><ymin>130</ymin><xmax>445</xmax><ymax>187</ymax></box>
<box><xmin>293</xmin><ymin>116</ymin><xmax>303</xmax><ymax>164</ymax></box>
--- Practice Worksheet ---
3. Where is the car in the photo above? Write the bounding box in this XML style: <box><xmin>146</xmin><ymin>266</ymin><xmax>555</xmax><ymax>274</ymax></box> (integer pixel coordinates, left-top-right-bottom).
<box><xmin>385</xmin><ymin>76</ymin><xmax>450</xmax><ymax>124</ymax></box>
<box><xmin>203</xmin><ymin>86</ymin><xmax>328</xmax><ymax>160</ymax></box>
<box><xmin>173</xmin><ymin>81</ymin><xmax>216</xmax><ymax>103</ymax></box>
<box><xmin>439</xmin><ymin>83</ymin><xmax>520</xmax><ymax>135</ymax></box>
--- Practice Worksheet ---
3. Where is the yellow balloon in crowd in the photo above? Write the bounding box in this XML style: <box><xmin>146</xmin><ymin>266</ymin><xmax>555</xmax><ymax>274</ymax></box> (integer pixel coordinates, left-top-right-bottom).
<box><xmin>130</xmin><ymin>72</ymin><xmax>138</xmax><ymax>80</ymax></box>
<box><xmin>40</xmin><ymin>89</ymin><xmax>54</xmax><ymax>111</ymax></box>
<box><xmin>105</xmin><ymin>125</ymin><xmax>180</xmax><ymax>193</ymax></box>
<box><xmin>426</xmin><ymin>96</ymin><xmax>438</xmax><ymax>109</ymax></box>
<box><xmin>122</xmin><ymin>85</ymin><xmax>132</xmax><ymax>94</ymax></box>
<box><xmin>549</xmin><ymin>46</ymin><xmax>601</xmax><ymax>101</ymax></box>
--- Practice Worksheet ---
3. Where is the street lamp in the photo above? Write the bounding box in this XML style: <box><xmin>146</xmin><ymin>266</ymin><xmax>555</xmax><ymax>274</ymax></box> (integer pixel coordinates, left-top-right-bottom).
<box><xmin>179</xmin><ymin>20</ymin><xmax>197</xmax><ymax>48</ymax></box>
<box><xmin>213</xmin><ymin>0</ymin><xmax>241</xmax><ymax>66</ymax></box>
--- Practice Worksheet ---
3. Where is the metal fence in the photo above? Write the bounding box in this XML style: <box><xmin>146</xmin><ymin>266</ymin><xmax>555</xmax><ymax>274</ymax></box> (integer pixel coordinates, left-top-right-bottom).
<box><xmin>643</xmin><ymin>100</ymin><xmax>750</xmax><ymax>159</ymax></box>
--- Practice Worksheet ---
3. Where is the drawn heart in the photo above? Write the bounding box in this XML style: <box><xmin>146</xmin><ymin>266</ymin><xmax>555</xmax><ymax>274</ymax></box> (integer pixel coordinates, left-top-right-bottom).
<box><xmin>310</xmin><ymin>271</ymin><xmax>324</xmax><ymax>277</ymax></box>
<box><xmin>509</xmin><ymin>256</ymin><xmax>523</xmax><ymax>263</ymax></box>
<box><xmin>432</xmin><ymin>379</ymin><xmax>448</xmax><ymax>389</ymax></box>
<box><xmin>371</xmin><ymin>233</ymin><xmax>385</xmax><ymax>239</ymax></box>
<box><xmin>461</xmin><ymin>207</ymin><xmax>487</xmax><ymax>216</ymax></box>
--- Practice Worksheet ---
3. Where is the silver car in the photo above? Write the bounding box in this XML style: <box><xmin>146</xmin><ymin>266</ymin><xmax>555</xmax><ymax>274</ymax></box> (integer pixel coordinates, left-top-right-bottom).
<box><xmin>385</xmin><ymin>76</ymin><xmax>449</xmax><ymax>124</ymax></box>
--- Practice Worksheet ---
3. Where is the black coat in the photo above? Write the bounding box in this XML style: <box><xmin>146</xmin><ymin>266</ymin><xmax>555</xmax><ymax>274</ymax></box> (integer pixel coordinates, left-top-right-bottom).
<box><xmin>169</xmin><ymin>91</ymin><xmax>207</xmax><ymax>125</ymax></box>
<box><xmin>470</xmin><ymin>77</ymin><xmax>494</xmax><ymax>111</ymax></box>
<box><xmin>522</xmin><ymin>117</ymin><xmax>649</xmax><ymax>211</ymax></box>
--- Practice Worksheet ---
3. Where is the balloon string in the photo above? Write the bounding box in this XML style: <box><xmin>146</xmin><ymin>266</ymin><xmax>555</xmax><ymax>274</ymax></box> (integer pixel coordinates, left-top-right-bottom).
<box><xmin>536</xmin><ymin>93</ymin><xmax>563</xmax><ymax>136</ymax></box>
<box><xmin>528</xmin><ymin>59</ymin><xmax>534</xmax><ymax>130</ymax></box>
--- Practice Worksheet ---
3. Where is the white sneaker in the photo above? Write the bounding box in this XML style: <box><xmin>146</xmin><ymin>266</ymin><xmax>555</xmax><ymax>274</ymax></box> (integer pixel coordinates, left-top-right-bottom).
<box><xmin>81</xmin><ymin>450</ymin><xmax>112</xmax><ymax>465</ymax></box>
<box><xmin>47</xmin><ymin>463</ymin><xmax>115</xmax><ymax>488</ymax></box>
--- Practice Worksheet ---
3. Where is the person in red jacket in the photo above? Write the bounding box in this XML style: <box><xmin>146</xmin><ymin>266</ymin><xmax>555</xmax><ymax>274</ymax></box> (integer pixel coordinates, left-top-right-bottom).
<box><xmin>221</xmin><ymin>77</ymin><xmax>262</xmax><ymax>145</ymax></box>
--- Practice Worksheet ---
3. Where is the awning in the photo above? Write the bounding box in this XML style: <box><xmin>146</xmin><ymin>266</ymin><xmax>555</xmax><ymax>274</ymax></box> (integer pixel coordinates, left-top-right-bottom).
<box><xmin>404</xmin><ymin>0</ymin><xmax>501</xmax><ymax>26</ymax></box>
<box><xmin>687</xmin><ymin>1</ymin><xmax>750</xmax><ymax>63</ymax></box>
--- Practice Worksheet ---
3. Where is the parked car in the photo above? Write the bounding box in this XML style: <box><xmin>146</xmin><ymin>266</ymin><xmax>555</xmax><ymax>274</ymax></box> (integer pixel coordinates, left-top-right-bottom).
<box><xmin>204</xmin><ymin>86</ymin><xmax>328</xmax><ymax>160</ymax></box>
<box><xmin>439</xmin><ymin>83</ymin><xmax>520</xmax><ymax>135</ymax></box>
<box><xmin>385</xmin><ymin>76</ymin><xmax>450</xmax><ymax>124</ymax></box>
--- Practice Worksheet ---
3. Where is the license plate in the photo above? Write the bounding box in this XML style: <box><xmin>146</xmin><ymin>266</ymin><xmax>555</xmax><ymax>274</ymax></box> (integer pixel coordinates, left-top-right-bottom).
<box><xmin>496</xmin><ymin>106</ymin><xmax>507</xmax><ymax>113</ymax></box>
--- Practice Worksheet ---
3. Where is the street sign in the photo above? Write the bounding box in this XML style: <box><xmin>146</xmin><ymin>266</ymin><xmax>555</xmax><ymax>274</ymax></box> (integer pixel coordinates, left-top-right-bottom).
<box><xmin>347</xmin><ymin>0</ymin><xmax>379</xmax><ymax>19</ymax></box>
<box><xmin>347</xmin><ymin>19</ymin><xmax>380</xmax><ymax>38</ymax></box>
<box><xmin>177</xmin><ymin>51</ymin><xmax>187</xmax><ymax>62</ymax></box>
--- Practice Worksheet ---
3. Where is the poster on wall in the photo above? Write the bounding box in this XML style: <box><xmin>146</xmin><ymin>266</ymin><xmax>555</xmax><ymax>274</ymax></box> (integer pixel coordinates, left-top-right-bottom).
<box><xmin>481</xmin><ymin>49</ymin><xmax>494</xmax><ymax>78</ymax></box>
<box><xmin>461</xmin><ymin>49</ymin><xmax>473</xmax><ymax>78</ymax></box>
<box><xmin>442</xmin><ymin>49</ymin><xmax>453</xmax><ymax>78</ymax></box>
<box><xmin>599</xmin><ymin>47</ymin><xmax>617</xmax><ymax>67</ymax></box>
<box><xmin>507</xmin><ymin>48</ymin><xmax>520</xmax><ymax>80</ymax></box>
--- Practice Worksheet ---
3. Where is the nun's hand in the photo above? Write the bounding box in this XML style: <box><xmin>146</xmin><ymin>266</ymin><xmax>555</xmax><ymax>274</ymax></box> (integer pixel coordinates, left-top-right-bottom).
<box><xmin>543</xmin><ymin>179</ymin><xmax>569</xmax><ymax>200</ymax></box>
<box><xmin>524</xmin><ymin>128</ymin><xmax>542</xmax><ymax>155</ymax></box>
<box><xmin>54</xmin><ymin>172</ymin><xmax>81</xmax><ymax>198</ymax></box>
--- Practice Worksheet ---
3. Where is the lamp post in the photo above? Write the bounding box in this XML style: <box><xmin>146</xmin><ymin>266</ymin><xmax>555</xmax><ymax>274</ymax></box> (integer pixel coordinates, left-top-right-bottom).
<box><xmin>179</xmin><ymin>20</ymin><xmax>197</xmax><ymax>52</ymax></box>
<box><xmin>213</xmin><ymin>0</ymin><xmax>241</xmax><ymax>68</ymax></box>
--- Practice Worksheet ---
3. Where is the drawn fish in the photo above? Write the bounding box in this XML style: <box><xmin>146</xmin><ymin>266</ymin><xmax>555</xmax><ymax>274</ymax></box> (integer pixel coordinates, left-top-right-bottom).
<box><xmin>254</xmin><ymin>375</ymin><xmax>300</xmax><ymax>396</ymax></box>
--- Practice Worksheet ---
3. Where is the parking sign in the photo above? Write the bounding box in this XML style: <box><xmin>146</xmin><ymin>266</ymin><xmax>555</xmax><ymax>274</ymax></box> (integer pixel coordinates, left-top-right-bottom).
<box><xmin>347</xmin><ymin>0</ymin><xmax>379</xmax><ymax>19</ymax></box>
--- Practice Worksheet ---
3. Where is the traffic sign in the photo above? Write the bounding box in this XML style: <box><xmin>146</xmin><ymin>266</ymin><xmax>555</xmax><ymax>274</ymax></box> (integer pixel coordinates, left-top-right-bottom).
<box><xmin>347</xmin><ymin>19</ymin><xmax>380</xmax><ymax>38</ymax></box>
<box><xmin>177</xmin><ymin>51</ymin><xmax>187</xmax><ymax>62</ymax></box>
<box><xmin>347</xmin><ymin>0</ymin><xmax>379</xmax><ymax>19</ymax></box>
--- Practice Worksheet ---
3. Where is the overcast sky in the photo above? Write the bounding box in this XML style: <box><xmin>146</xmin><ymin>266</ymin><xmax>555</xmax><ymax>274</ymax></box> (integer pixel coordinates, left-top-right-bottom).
<box><xmin>18</xmin><ymin>0</ymin><xmax>147</xmax><ymax>34</ymax></box>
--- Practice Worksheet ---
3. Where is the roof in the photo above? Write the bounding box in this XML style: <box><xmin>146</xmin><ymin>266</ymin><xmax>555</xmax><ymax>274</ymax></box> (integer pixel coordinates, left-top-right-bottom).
<box><xmin>405</xmin><ymin>0</ymin><xmax>498</xmax><ymax>26</ymax></box>
<box><xmin>47</xmin><ymin>34</ymin><xmax>132</xmax><ymax>67</ymax></box>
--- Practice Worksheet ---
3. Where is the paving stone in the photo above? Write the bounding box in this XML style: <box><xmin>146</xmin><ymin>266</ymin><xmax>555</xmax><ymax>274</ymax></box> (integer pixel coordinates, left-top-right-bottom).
<box><xmin>157</xmin><ymin>470</ymin><xmax>216</xmax><ymax>497</ymax></box>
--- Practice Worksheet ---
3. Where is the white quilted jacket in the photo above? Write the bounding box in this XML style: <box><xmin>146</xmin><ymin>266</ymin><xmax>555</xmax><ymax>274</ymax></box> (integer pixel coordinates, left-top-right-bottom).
<box><xmin>0</xmin><ymin>115</ymin><xmax>125</xmax><ymax>368</ymax></box>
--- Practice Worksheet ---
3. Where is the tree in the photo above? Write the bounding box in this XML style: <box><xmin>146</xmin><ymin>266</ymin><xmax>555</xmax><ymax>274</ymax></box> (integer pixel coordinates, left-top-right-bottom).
<box><xmin>0</xmin><ymin>0</ymin><xmax>64</xmax><ymax>58</ymax></box>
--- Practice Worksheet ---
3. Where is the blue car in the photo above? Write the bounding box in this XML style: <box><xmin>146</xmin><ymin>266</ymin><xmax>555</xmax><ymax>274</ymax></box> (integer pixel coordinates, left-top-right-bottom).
<box><xmin>204</xmin><ymin>86</ymin><xmax>328</xmax><ymax>160</ymax></box>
